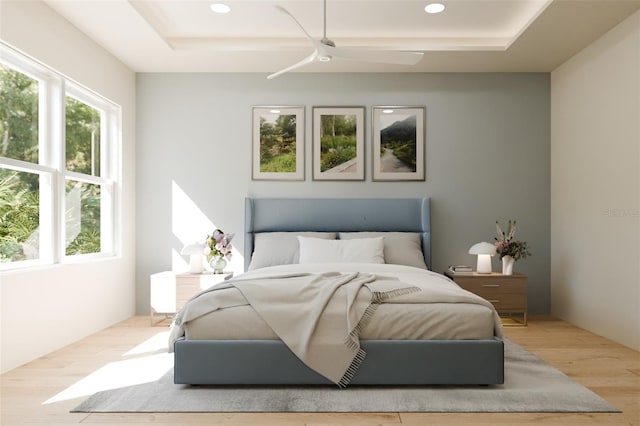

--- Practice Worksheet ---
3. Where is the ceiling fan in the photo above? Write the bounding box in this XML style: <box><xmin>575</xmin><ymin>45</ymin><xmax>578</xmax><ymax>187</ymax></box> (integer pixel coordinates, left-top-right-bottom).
<box><xmin>267</xmin><ymin>0</ymin><xmax>424</xmax><ymax>79</ymax></box>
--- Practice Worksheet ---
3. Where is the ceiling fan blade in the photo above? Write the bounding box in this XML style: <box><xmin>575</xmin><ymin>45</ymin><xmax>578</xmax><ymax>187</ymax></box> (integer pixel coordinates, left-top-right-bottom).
<box><xmin>267</xmin><ymin>50</ymin><xmax>319</xmax><ymax>79</ymax></box>
<box><xmin>274</xmin><ymin>5</ymin><xmax>319</xmax><ymax>47</ymax></box>
<box><xmin>327</xmin><ymin>46</ymin><xmax>424</xmax><ymax>66</ymax></box>
<box><xmin>269</xmin><ymin>2</ymin><xmax>423</xmax><ymax>79</ymax></box>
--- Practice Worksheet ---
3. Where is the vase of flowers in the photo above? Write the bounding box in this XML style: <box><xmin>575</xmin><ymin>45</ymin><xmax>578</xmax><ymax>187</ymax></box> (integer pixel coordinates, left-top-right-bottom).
<box><xmin>494</xmin><ymin>220</ymin><xmax>531</xmax><ymax>275</ymax></box>
<box><xmin>502</xmin><ymin>255</ymin><xmax>515</xmax><ymax>276</ymax></box>
<box><xmin>205</xmin><ymin>229</ymin><xmax>233</xmax><ymax>273</ymax></box>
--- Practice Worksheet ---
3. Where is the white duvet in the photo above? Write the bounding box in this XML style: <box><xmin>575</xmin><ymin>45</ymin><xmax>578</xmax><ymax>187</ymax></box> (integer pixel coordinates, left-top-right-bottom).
<box><xmin>174</xmin><ymin>263</ymin><xmax>503</xmax><ymax>343</ymax></box>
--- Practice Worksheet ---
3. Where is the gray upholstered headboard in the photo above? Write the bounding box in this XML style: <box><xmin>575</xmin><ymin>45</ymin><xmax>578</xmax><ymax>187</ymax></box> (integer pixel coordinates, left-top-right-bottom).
<box><xmin>244</xmin><ymin>198</ymin><xmax>431</xmax><ymax>271</ymax></box>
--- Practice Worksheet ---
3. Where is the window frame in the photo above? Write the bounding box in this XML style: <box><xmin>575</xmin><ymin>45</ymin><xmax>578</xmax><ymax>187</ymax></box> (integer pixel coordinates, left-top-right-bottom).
<box><xmin>0</xmin><ymin>42</ymin><xmax>121</xmax><ymax>270</ymax></box>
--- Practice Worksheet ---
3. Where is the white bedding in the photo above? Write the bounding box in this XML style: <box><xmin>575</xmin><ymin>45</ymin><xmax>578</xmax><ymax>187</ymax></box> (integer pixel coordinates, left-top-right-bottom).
<box><xmin>180</xmin><ymin>263</ymin><xmax>502</xmax><ymax>341</ymax></box>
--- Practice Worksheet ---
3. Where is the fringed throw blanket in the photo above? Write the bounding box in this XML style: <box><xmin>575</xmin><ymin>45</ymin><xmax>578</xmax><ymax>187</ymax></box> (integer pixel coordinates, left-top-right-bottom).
<box><xmin>169</xmin><ymin>272</ymin><xmax>420</xmax><ymax>387</ymax></box>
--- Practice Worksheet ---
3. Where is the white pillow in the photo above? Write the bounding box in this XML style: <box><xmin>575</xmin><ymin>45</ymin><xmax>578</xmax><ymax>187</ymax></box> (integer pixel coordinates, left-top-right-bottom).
<box><xmin>297</xmin><ymin>236</ymin><xmax>385</xmax><ymax>264</ymax></box>
<box><xmin>339</xmin><ymin>232</ymin><xmax>428</xmax><ymax>270</ymax></box>
<box><xmin>248</xmin><ymin>232</ymin><xmax>337</xmax><ymax>270</ymax></box>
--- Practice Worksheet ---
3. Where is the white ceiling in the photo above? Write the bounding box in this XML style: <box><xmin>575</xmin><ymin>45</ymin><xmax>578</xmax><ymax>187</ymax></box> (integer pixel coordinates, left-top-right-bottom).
<box><xmin>44</xmin><ymin>0</ymin><xmax>640</xmax><ymax>74</ymax></box>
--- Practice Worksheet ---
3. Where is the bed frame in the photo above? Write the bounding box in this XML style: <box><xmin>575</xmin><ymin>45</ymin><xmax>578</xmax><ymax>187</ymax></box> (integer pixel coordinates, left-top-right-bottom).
<box><xmin>174</xmin><ymin>197</ymin><xmax>504</xmax><ymax>385</ymax></box>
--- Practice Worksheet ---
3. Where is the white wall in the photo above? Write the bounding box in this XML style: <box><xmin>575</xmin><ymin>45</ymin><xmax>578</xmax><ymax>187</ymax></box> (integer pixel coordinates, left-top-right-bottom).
<box><xmin>0</xmin><ymin>1</ymin><xmax>136</xmax><ymax>373</ymax></box>
<box><xmin>551</xmin><ymin>10</ymin><xmax>639</xmax><ymax>350</ymax></box>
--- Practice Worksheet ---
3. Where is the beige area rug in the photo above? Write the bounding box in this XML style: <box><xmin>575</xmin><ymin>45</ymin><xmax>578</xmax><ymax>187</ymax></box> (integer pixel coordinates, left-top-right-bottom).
<box><xmin>72</xmin><ymin>339</ymin><xmax>618</xmax><ymax>413</ymax></box>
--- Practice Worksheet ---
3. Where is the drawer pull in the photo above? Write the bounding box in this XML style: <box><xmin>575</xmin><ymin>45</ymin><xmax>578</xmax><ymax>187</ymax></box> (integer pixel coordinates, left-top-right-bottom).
<box><xmin>482</xmin><ymin>284</ymin><xmax>500</xmax><ymax>288</ymax></box>
<box><xmin>488</xmin><ymin>299</ymin><xmax>500</xmax><ymax>303</ymax></box>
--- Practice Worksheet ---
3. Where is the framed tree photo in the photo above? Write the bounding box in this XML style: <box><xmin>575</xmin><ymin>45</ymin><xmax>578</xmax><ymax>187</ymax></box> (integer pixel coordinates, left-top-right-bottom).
<box><xmin>372</xmin><ymin>106</ymin><xmax>425</xmax><ymax>181</ymax></box>
<box><xmin>252</xmin><ymin>106</ymin><xmax>305</xmax><ymax>180</ymax></box>
<box><xmin>312</xmin><ymin>106</ymin><xmax>365</xmax><ymax>181</ymax></box>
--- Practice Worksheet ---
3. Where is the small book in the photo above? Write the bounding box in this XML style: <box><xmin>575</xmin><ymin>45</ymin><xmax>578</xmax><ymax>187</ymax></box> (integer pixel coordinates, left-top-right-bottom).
<box><xmin>448</xmin><ymin>265</ymin><xmax>473</xmax><ymax>274</ymax></box>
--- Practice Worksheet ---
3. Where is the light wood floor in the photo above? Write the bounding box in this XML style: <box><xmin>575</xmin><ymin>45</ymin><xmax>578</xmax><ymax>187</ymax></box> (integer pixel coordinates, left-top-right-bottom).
<box><xmin>1</xmin><ymin>316</ymin><xmax>638</xmax><ymax>425</ymax></box>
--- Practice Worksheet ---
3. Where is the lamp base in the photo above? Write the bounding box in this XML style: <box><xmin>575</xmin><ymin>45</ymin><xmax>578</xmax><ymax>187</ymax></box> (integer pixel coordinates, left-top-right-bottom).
<box><xmin>188</xmin><ymin>254</ymin><xmax>203</xmax><ymax>274</ymax></box>
<box><xmin>476</xmin><ymin>254</ymin><xmax>492</xmax><ymax>274</ymax></box>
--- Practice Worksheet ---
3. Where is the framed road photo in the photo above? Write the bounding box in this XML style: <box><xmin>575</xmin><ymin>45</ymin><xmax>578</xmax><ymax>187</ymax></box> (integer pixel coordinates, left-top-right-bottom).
<box><xmin>252</xmin><ymin>106</ymin><xmax>305</xmax><ymax>180</ymax></box>
<box><xmin>312</xmin><ymin>106</ymin><xmax>365</xmax><ymax>181</ymax></box>
<box><xmin>372</xmin><ymin>106</ymin><xmax>425</xmax><ymax>181</ymax></box>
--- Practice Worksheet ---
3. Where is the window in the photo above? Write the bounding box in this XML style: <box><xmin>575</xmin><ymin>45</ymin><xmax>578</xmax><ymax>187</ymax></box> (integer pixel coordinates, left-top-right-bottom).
<box><xmin>0</xmin><ymin>43</ymin><xmax>120</xmax><ymax>269</ymax></box>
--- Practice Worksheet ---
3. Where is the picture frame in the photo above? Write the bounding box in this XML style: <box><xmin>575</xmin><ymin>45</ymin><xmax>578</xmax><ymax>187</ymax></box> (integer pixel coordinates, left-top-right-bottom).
<box><xmin>312</xmin><ymin>106</ymin><xmax>365</xmax><ymax>181</ymax></box>
<box><xmin>372</xmin><ymin>106</ymin><xmax>425</xmax><ymax>181</ymax></box>
<box><xmin>252</xmin><ymin>106</ymin><xmax>305</xmax><ymax>180</ymax></box>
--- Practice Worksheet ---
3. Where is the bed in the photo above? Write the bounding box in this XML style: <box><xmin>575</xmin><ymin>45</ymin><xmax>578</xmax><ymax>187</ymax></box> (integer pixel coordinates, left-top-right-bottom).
<box><xmin>172</xmin><ymin>197</ymin><xmax>504</xmax><ymax>386</ymax></box>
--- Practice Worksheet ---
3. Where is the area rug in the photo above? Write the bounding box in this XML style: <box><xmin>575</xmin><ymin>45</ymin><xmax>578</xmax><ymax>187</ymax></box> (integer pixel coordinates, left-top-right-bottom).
<box><xmin>72</xmin><ymin>339</ymin><xmax>618</xmax><ymax>413</ymax></box>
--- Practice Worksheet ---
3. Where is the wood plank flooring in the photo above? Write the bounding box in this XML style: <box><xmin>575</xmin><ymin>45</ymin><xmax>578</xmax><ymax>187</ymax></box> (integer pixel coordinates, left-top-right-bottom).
<box><xmin>1</xmin><ymin>316</ymin><xmax>638</xmax><ymax>425</ymax></box>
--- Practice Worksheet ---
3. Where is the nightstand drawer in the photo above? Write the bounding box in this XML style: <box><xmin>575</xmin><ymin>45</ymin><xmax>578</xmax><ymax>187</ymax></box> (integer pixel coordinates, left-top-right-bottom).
<box><xmin>176</xmin><ymin>272</ymin><xmax>233</xmax><ymax>312</ymax></box>
<box><xmin>150</xmin><ymin>271</ymin><xmax>232</xmax><ymax>326</ymax></box>
<box><xmin>456</xmin><ymin>280</ymin><xmax>526</xmax><ymax>310</ymax></box>
<box><xmin>176</xmin><ymin>283</ymin><xmax>202</xmax><ymax>311</ymax></box>
<box><xmin>474</xmin><ymin>292</ymin><xmax>527</xmax><ymax>310</ymax></box>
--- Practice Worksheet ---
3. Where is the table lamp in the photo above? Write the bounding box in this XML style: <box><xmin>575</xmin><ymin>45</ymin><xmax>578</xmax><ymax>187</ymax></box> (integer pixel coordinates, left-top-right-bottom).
<box><xmin>468</xmin><ymin>242</ymin><xmax>497</xmax><ymax>274</ymax></box>
<box><xmin>181</xmin><ymin>242</ymin><xmax>205</xmax><ymax>273</ymax></box>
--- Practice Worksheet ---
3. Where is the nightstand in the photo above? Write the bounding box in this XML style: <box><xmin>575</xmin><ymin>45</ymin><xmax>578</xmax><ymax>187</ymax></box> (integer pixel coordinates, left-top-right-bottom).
<box><xmin>149</xmin><ymin>271</ymin><xmax>233</xmax><ymax>326</ymax></box>
<box><xmin>175</xmin><ymin>271</ymin><xmax>233</xmax><ymax>312</ymax></box>
<box><xmin>444</xmin><ymin>271</ymin><xmax>528</xmax><ymax>326</ymax></box>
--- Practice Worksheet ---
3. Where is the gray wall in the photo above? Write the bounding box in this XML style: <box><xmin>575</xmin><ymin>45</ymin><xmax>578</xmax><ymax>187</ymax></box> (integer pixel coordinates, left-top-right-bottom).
<box><xmin>136</xmin><ymin>72</ymin><xmax>550</xmax><ymax>315</ymax></box>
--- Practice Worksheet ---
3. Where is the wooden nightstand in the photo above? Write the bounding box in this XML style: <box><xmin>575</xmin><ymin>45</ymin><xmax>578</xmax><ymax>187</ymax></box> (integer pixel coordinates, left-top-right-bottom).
<box><xmin>149</xmin><ymin>271</ymin><xmax>233</xmax><ymax>326</ymax></box>
<box><xmin>175</xmin><ymin>271</ymin><xmax>233</xmax><ymax>312</ymax></box>
<box><xmin>444</xmin><ymin>271</ymin><xmax>528</xmax><ymax>326</ymax></box>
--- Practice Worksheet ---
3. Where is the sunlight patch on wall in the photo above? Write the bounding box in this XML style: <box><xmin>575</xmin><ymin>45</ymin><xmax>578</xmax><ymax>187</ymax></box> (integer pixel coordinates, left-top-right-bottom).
<box><xmin>171</xmin><ymin>180</ymin><xmax>243</xmax><ymax>273</ymax></box>
<box><xmin>171</xmin><ymin>180</ymin><xmax>214</xmax><ymax>246</ymax></box>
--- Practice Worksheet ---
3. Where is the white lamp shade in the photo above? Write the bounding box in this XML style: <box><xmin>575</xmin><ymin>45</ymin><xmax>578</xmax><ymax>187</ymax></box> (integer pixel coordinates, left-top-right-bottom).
<box><xmin>181</xmin><ymin>243</ymin><xmax>205</xmax><ymax>273</ymax></box>
<box><xmin>469</xmin><ymin>242</ymin><xmax>496</xmax><ymax>274</ymax></box>
<box><xmin>468</xmin><ymin>242</ymin><xmax>497</xmax><ymax>256</ymax></box>
<box><xmin>181</xmin><ymin>242</ymin><xmax>204</xmax><ymax>255</ymax></box>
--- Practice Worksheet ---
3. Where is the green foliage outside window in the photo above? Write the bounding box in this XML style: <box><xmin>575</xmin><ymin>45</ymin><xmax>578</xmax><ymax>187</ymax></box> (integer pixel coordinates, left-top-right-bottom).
<box><xmin>0</xmin><ymin>64</ymin><xmax>39</xmax><ymax>164</ymax></box>
<box><xmin>65</xmin><ymin>180</ymin><xmax>101</xmax><ymax>256</ymax></box>
<box><xmin>0</xmin><ymin>170</ymin><xmax>39</xmax><ymax>262</ymax></box>
<box><xmin>0</xmin><ymin>64</ymin><xmax>102</xmax><ymax>263</ymax></box>
<box><xmin>66</xmin><ymin>96</ymin><xmax>101</xmax><ymax>176</ymax></box>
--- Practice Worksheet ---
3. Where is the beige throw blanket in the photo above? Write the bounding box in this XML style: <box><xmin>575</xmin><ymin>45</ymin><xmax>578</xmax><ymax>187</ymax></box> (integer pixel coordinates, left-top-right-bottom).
<box><xmin>169</xmin><ymin>272</ymin><xmax>420</xmax><ymax>387</ymax></box>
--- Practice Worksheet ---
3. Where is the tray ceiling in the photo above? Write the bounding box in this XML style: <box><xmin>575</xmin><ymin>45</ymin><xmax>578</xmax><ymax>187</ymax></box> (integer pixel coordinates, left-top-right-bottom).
<box><xmin>43</xmin><ymin>0</ymin><xmax>640</xmax><ymax>73</ymax></box>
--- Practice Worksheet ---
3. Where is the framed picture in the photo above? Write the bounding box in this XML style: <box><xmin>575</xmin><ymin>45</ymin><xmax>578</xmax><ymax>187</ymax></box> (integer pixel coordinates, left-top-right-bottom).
<box><xmin>312</xmin><ymin>107</ymin><xmax>365</xmax><ymax>181</ymax></box>
<box><xmin>372</xmin><ymin>106</ymin><xmax>425</xmax><ymax>181</ymax></box>
<box><xmin>252</xmin><ymin>106</ymin><xmax>305</xmax><ymax>180</ymax></box>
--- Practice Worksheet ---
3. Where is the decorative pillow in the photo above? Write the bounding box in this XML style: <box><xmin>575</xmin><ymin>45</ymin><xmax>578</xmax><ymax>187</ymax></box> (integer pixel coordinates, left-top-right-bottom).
<box><xmin>339</xmin><ymin>232</ymin><xmax>428</xmax><ymax>270</ymax></box>
<box><xmin>297</xmin><ymin>236</ymin><xmax>385</xmax><ymax>264</ymax></box>
<box><xmin>248</xmin><ymin>232</ymin><xmax>336</xmax><ymax>270</ymax></box>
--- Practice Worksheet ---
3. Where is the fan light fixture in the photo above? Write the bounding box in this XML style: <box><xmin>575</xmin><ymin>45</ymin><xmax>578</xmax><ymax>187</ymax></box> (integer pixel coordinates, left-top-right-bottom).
<box><xmin>424</xmin><ymin>3</ymin><xmax>445</xmax><ymax>14</ymax></box>
<box><xmin>210</xmin><ymin>3</ymin><xmax>231</xmax><ymax>14</ymax></box>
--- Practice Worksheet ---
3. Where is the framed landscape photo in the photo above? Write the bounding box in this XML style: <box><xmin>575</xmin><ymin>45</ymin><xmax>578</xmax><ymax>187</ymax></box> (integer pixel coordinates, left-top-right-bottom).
<box><xmin>372</xmin><ymin>106</ymin><xmax>425</xmax><ymax>181</ymax></box>
<box><xmin>312</xmin><ymin>106</ymin><xmax>365</xmax><ymax>181</ymax></box>
<box><xmin>252</xmin><ymin>106</ymin><xmax>305</xmax><ymax>180</ymax></box>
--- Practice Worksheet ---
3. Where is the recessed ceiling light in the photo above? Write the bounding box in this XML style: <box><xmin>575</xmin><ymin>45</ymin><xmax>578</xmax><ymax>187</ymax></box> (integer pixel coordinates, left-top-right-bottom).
<box><xmin>382</xmin><ymin>109</ymin><xmax>394</xmax><ymax>114</ymax></box>
<box><xmin>424</xmin><ymin>3</ymin><xmax>445</xmax><ymax>14</ymax></box>
<box><xmin>210</xmin><ymin>3</ymin><xmax>231</xmax><ymax>14</ymax></box>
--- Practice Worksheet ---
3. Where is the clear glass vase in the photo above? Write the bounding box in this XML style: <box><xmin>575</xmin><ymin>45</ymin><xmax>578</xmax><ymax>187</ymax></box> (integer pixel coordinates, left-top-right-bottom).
<box><xmin>209</xmin><ymin>256</ymin><xmax>227</xmax><ymax>274</ymax></box>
